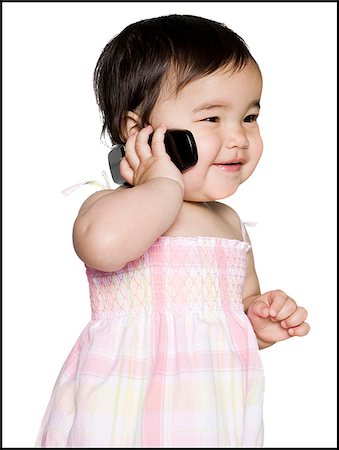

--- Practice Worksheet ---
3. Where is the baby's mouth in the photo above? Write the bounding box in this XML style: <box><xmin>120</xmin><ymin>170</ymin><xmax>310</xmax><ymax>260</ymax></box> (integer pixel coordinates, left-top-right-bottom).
<box><xmin>214</xmin><ymin>158</ymin><xmax>245</xmax><ymax>166</ymax></box>
<box><xmin>213</xmin><ymin>159</ymin><xmax>245</xmax><ymax>171</ymax></box>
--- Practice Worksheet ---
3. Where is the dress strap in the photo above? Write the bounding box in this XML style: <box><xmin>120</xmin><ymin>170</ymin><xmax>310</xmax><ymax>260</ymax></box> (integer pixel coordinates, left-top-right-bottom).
<box><xmin>61</xmin><ymin>170</ymin><xmax>112</xmax><ymax>196</ymax></box>
<box><xmin>240</xmin><ymin>220</ymin><xmax>257</xmax><ymax>242</ymax></box>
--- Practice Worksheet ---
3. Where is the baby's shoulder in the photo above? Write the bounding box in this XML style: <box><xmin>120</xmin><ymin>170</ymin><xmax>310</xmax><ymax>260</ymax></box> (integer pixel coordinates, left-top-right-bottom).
<box><xmin>207</xmin><ymin>201</ymin><xmax>241</xmax><ymax>226</ymax></box>
<box><xmin>206</xmin><ymin>201</ymin><xmax>243</xmax><ymax>241</ymax></box>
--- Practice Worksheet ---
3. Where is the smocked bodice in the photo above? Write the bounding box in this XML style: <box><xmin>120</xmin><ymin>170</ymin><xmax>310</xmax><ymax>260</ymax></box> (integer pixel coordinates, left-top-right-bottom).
<box><xmin>86</xmin><ymin>236</ymin><xmax>250</xmax><ymax>319</ymax></box>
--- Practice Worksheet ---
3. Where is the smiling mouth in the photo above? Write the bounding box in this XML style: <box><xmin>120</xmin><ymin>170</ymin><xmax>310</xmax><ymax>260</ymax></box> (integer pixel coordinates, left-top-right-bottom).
<box><xmin>214</xmin><ymin>159</ymin><xmax>245</xmax><ymax>165</ymax></box>
<box><xmin>213</xmin><ymin>161</ymin><xmax>244</xmax><ymax>171</ymax></box>
<box><xmin>221</xmin><ymin>162</ymin><xmax>241</xmax><ymax>166</ymax></box>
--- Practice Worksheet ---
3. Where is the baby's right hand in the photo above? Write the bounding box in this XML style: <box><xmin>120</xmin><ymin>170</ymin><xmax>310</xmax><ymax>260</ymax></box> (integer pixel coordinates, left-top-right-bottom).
<box><xmin>119</xmin><ymin>124</ymin><xmax>185</xmax><ymax>191</ymax></box>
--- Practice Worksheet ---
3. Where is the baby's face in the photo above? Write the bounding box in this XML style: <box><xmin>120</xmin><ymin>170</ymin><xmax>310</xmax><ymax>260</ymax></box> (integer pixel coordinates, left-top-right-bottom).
<box><xmin>149</xmin><ymin>61</ymin><xmax>263</xmax><ymax>202</ymax></box>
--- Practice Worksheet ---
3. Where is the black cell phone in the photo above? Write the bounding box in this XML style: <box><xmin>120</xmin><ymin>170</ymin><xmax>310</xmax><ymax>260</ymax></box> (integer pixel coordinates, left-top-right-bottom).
<box><xmin>108</xmin><ymin>129</ymin><xmax>198</xmax><ymax>185</ymax></box>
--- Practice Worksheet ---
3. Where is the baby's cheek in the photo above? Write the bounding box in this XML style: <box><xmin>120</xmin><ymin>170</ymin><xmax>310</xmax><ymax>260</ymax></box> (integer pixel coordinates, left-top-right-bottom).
<box><xmin>240</xmin><ymin>161</ymin><xmax>259</xmax><ymax>184</ymax></box>
<box><xmin>184</xmin><ymin>157</ymin><xmax>210</xmax><ymax>181</ymax></box>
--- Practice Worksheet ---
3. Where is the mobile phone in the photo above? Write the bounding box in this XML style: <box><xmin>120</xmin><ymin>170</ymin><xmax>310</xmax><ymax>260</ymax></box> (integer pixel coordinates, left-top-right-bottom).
<box><xmin>108</xmin><ymin>129</ymin><xmax>198</xmax><ymax>185</ymax></box>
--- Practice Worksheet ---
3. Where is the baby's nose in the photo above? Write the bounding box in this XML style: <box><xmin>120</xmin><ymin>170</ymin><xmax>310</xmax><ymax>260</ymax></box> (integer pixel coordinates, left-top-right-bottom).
<box><xmin>222</xmin><ymin>126</ymin><xmax>249</xmax><ymax>149</ymax></box>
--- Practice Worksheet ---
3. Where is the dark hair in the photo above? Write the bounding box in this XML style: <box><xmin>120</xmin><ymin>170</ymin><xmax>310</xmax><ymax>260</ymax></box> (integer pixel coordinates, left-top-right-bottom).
<box><xmin>93</xmin><ymin>14</ymin><xmax>257</xmax><ymax>145</ymax></box>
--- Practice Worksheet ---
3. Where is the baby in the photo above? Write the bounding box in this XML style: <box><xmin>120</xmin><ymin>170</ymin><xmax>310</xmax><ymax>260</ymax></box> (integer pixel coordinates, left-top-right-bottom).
<box><xmin>36</xmin><ymin>14</ymin><xmax>309</xmax><ymax>448</ymax></box>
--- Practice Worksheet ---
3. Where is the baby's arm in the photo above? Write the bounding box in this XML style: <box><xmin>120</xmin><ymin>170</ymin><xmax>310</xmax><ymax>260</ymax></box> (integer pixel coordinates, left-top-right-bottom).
<box><xmin>242</xmin><ymin>227</ymin><xmax>310</xmax><ymax>349</ymax></box>
<box><xmin>73</xmin><ymin>125</ymin><xmax>184</xmax><ymax>272</ymax></box>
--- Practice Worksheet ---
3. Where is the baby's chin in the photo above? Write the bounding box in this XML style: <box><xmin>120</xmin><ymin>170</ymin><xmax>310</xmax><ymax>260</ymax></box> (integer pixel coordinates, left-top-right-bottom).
<box><xmin>183</xmin><ymin>185</ymin><xmax>240</xmax><ymax>202</ymax></box>
<box><xmin>182</xmin><ymin>171</ymin><xmax>244</xmax><ymax>202</ymax></box>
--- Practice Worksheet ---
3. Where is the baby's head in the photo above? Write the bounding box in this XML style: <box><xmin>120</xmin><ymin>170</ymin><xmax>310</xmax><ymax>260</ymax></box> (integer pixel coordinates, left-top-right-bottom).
<box><xmin>94</xmin><ymin>14</ymin><xmax>263</xmax><ymax>201</ymax></box>
<box><xmin>94</xmin><ymin>14</ymin><xmax>258</xmax><ymax>145</ymax></box>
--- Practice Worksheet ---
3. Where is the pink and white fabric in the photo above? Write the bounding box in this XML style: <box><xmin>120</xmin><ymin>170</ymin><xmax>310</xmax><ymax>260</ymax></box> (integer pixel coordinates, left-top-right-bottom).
<box><xmin>35</xmin><ymin>236</ymin><xmax>264</xmax><ymax>447</ymax></box>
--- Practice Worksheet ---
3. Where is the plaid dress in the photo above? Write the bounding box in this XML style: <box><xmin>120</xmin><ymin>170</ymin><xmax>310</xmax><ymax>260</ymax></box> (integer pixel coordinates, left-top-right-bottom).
<box><xmin>35</xmin><ymin>236</ymin><xmax>264</xmax><ymax>447</ymax></box>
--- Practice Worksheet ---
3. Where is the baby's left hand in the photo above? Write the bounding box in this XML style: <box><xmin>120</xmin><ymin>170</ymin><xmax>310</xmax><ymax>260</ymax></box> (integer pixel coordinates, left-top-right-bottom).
<box><xmin>246</xmin><ymin>290</ymin><xmax>310</xmax><ymax>346</ymax></box>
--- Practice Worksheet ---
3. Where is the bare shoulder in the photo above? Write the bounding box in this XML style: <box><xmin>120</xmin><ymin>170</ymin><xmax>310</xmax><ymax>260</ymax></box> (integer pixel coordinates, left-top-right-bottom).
<box><xmin>208</xmin><ymin>201</ymin><xmax>243</xmax><ymax>233</ymax></box>
<box><xmin>76</xmin><ymin>185</ymin><xmax>128</xmax><ymax>217</ymax></box>
<box><xmin>210</xmin><ymin>201</ymin><xmax>253</xmax><ymax>244</ymax></box>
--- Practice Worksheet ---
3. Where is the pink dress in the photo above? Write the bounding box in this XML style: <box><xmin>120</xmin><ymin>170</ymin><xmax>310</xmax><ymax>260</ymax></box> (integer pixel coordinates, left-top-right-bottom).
<box><xmin>35</xmin><ymin>235</ymin><xmax>264</xmax><ymax>447</ymax></box>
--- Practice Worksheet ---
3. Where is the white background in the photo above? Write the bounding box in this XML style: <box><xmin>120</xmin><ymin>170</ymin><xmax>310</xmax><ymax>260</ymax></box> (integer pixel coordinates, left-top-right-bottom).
<box><xmin>3</xmin><ymin>2</ymin><xmax>337</xmax><ymax>448</ymax></box>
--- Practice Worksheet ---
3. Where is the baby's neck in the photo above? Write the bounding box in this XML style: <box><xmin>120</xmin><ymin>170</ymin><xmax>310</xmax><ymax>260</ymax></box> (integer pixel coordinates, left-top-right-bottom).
<box><xmin>162</xmin><ymin>200</ymin><xmax>241</xmax><ymax>241</ymax></box>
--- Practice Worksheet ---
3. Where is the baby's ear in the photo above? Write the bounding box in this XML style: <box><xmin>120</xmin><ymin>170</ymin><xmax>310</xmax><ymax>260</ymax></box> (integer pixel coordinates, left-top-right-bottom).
<box><xmin>122</xmin><ymin>111</ymin><xmax>143</xmax><ymax>139</ymax></box>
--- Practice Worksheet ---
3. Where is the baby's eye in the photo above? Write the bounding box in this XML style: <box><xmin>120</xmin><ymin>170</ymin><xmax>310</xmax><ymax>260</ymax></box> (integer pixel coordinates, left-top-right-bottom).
<box><xmin>202</xmin><ymin>117</ymin><xmax>219</xmax><ymax>123</ymax></box>
<box><xmin>244</xmin><ymin>114</ymin><xmax>258</xmax><ymax>123</ymax></box>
